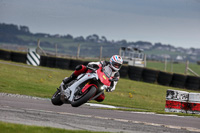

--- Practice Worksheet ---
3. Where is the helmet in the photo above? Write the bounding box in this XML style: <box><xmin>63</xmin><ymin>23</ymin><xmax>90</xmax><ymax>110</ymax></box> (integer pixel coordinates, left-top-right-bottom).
<box><xmin>110</xmin><ymin>55</ymin><xmax>123</xmax><ymax>71</ymax></box>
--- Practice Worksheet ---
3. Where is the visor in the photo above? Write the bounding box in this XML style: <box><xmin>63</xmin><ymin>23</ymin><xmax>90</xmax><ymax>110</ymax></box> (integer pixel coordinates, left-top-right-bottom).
<box><xmin>111</xmin><ymin>62</ymin><xmax>122</xmax><ymax>69</ymax></box>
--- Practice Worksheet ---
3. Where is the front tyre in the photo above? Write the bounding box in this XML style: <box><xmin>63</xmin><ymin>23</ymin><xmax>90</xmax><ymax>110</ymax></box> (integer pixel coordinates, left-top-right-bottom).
<box><xmin>51</xmin><ymin>89</ymin><xmax>63</xmax><ymax>106</ymax></box>
<box><xmin>71</xmin><ymin>86</ymin><xmax>96</xmax><ymax>107</ymax></box>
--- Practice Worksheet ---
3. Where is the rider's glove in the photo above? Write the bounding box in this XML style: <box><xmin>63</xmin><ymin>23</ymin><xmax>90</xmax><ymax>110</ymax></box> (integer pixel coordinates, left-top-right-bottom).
<box><xmin>106</xmin><ymin>87</ymin><xmax>112</xmax><ymax>92</ymax></box>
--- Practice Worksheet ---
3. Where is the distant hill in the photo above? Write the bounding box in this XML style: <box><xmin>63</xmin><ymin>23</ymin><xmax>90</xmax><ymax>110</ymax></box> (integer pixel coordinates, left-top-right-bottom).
<box><xmin>0</xmin><ymin>23</ymin><xmax>200</xmax><ymax>62</ymax></box>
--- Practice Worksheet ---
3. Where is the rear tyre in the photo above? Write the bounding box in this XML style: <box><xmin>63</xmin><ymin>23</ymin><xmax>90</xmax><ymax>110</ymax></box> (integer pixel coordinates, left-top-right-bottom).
<box><xmin>51</xmin><ymin>89</ymin><xmax>63</xmax><ymax>106</ymax></box>
<box><xmin>71</xmin><ymin>86</ymin><xmax>96</xmax><ymax>107</ymax></box>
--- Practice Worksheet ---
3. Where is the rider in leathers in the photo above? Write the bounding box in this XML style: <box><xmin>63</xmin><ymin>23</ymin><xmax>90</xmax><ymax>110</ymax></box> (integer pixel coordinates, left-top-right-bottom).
<box><xmin>62</xmin><ymin>55</ymin><xmax>123</xmax><ymax>102</ymax></box>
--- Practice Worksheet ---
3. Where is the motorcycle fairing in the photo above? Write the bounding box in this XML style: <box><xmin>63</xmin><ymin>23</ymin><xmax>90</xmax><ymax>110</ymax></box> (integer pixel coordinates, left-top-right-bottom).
<box><xmin>81</xmin><ymin>83</ymin><xmax>98</xmax><ymax>93</ymax></box>
<box><xmin>97</xmin><ymin>66</ymin><xmax>111</xmax><ymax>86</ymax></box>
<box><xmin>65</xmin><ymin>72</ymin><xmax>98</xmax><ymax>102</ymax></box>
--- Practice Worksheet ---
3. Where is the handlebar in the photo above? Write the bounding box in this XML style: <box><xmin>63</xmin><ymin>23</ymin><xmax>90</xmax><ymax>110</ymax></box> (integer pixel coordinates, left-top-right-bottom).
<box><xmin>109</xmin><ymin>78</ymin><xmax>119</xmax><ymax>82</ymax></box>
<box><xmin>87</xmin><ymin>66</ymin><xmax>97</xmax><ymax>72</ymax></box>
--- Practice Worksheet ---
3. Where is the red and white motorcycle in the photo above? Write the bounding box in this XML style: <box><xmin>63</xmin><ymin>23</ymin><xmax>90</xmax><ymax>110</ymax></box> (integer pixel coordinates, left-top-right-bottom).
<box><xmin>51</xmin><ymin>63</ymin><xmax>117</xmax><ymax>107</ymax></box>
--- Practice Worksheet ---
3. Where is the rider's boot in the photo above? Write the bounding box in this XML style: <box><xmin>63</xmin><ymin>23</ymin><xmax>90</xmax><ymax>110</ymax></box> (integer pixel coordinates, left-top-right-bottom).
<box><xmin>62</xmin><ymin>73</ymin><xmax>77</xmax><ymax>89</ymax></box>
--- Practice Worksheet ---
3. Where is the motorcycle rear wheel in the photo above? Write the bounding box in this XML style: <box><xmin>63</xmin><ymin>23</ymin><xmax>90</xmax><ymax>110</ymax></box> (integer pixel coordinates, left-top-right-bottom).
<box><xmin>71</xmin><ymin>86</ymin><xmax>96</xmax><ymax>107</ymax></box>
<box><xmin>51</xmin><ymin>89</ymin><xmax>63</xmax><ymax>106</ymax></box>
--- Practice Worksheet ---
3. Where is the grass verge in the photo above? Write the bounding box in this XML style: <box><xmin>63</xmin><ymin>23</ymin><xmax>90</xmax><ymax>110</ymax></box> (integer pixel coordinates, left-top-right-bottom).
<box><xmin>0</xmin><ymin>121</ymin><xmax>109</xmax><ymax>133</ymax></box>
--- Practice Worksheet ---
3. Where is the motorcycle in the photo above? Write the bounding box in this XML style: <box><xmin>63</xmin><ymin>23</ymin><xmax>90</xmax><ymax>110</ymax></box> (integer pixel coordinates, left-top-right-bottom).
<box><xmin>51</xmin><ymin>63</ymin><xmax>117</xmax><ymax>107</ymax></box>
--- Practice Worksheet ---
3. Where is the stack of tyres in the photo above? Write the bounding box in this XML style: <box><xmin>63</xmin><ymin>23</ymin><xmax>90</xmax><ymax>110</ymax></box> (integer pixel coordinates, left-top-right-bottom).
<box><xmin>82</xmin><ymin>61</ymin><xmax>90</xmax><ymax>66</ymax></box>
<box><xmin>185</xmin><ymin>76</ymin><xmax>200</xmax><ymax>90</ymax></box>
<box><xmin>170</xmin><ymin>74</ymin><xmax>187</xmax><ymax>88</ymax></box>
<box><xmin>11</xmin><ymin>51</ymin><xmax>27</xmax><ymax>63</ymax></box>
<box><xmin>157</xmin><ymin>71</ymin><xmax>173</xmax><ymax>86</ymax></box>
<box><xmin>165</xmin><ymin>89</ymin><xmax>189</xmax><ymax>113</ymax></box>
<box><xmin>119</xmin><ymin>65</ymin><xmax>128</xmax><ymax>78</ymax></box>
<box><xmin>142</xmin><ymin>68</ymin><xmax>159</xmax><ymax>83</ymax></box>
<box><xmin>56</xmin><ymin>58</ymin><xmax>70</xmax><ymax>69</ymax></box>
<box><xmin>39</xmin><ymin>56</ymin><xmax>48</xmax><ymax>67</ymax></box>
<box><xmin>46</xmin><ymin>56</ymin><xmax>56</xmax><ymax>68</ymax></box>
<box><xmin>188</xmin><ymin>93</ymin><xmax>200</xmax><ymax>114</ymax></box>
<box><xmin>69</xmin><ymin>59</ymin><xmax>84</xmax><ymax>70</ymax></box>
<box><xmin>0</xmin><ymin>49</ymin><xmax>11</xmax><ymax>60</ymax></box>
<box><xmin>128</xmin><ymin>66</ymin><xmax>143</xmax><ymax>81</ymax></box>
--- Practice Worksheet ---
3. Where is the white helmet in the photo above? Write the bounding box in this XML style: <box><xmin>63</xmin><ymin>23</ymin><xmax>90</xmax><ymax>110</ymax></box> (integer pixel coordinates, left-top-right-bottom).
<box><xmin>110</xmin><ymin>55</ymin><xmax>123</xmax><ymax>71</ymax></box>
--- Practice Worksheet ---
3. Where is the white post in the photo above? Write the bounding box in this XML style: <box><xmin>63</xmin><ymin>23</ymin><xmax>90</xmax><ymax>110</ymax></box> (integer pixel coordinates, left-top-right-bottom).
<box><xmin>36</xmin><ymin>39</ymin><xmax>46</xmax><ymax>55</ymax></box>
<box><xmin>55</xmin><ymin>44</ymin><xmax>57</xmax><ymax>57</ymax></box>
<box><xmin>100</xmin><ymin>46</ymin><xmax>103</xmax><ymax>61</ymax></box>
<box><xmin>119</xmin><ymin>47</ymin><xmax>121</xmax><ymax>56</ymax></box>
<box><xmin>77</xmin><ymin>44</ymin><xmax>80</xmax><ymax>59</ymax></box>
<box><xmin>170</xmin><ymin>59</ymin><xmax>173</xmax><ymax>72</ymax></box>
<box><xmin>144</xmin><ymin>54</ymin><xmax>147</xmax><ymax>67</ymax></box>
<box><xmin>164</xmin><ymin>56</ymin><xmax>167</xmax><ymax>71</ymax></box>
<box><xmin>185</xmin><ymin>60</ymin><xmax>189</xmax><ymax>75</ymax></box>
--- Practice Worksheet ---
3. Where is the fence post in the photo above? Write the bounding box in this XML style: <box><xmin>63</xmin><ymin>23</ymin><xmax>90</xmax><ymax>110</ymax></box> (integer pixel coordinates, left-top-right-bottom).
<box><xmin>77</xmin><ymin>44</ymin><xmax>80</xmax><ymax>59</ymax></box>
<box><xmin>164</xmin><ymin>56</ymin><xmax>167</xmax><ymax>71</ymax></box>
<box><xmin>55</xmin><ymin>44</ymin><xmax>57</xmax><ymax>57</ymax></box>
<box><xmin>119</xmin><ymin>47</ymin><xmax>121</xmax><ymax>56</ymax></box>
<box><xmin>100</xmin><ymin>46</ymin><xmax>102</xmax><ymax>61</ymax></box>
<box><xmin>170</xmin><ymin>59</ymin><xmax>173</xmax><ymax>72</ymax></box>
<box><xmin>144</xmin><ymin>54</ymin><xmax>147</xmax><ymax>67</ymax></box>
<box><xmin>36</xmin><ymin>39</ymin><xmax>46</xmax><ymax>55</ymax></box>
<box><xmin>185</xmin><ymin>60</ymin><xmax>189</xmax><ymax>75</ymax></box>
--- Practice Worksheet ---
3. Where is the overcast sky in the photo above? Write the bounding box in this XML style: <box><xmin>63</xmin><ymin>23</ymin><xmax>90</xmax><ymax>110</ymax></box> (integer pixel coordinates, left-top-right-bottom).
<box><xmin>0</xmin><ymin>0</ymin><xmax>200</xmax><ymax>48</ymax></box>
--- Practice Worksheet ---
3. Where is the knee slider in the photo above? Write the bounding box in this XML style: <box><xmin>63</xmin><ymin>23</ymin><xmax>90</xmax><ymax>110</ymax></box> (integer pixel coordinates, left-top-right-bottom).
<box><xmin>75</xmin><ymin>65</ymin><xmax>82</xmax><ymax>70</ymax></box>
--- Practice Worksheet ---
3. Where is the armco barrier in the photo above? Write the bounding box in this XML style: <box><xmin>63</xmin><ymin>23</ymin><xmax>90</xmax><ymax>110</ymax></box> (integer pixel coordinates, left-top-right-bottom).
<box><xmin>11</xmin><ymin>51</ymin><xmax>27</xmax><ymax>63</ymax></box>
<box><xmin>165</xmin><ymin>89</ymin><xmax>189</xmax><ymax>113</ymax></box>
<box><xmin>185</xmin><ymin>76</ymin><xmax>200</xmax><ymax>90</ymax></box>
<box><xmin>170</xmin><ymin>74</ymin><xmax>187</xmax><ymax>88</ymax></box>
<box><xmin>142</xmin><ymin>68</ymin><xmax>159</xmax><ymax>83</ymax></box>
<box><xmin>187</xmin><ymin>93</ymin><xmax>200</xmax><ymax>114</ymax></box>
<box><xmin>157</xmin><ymin>71</ymin><xmax>173</xmax><ymax>86</ymax></box>
<box><xmin>0</xmin><ymin>49</ymin><xmax>11</xmax><ymax>60</ymax></box>
<box><xmin>128</xmin><ymin>66</ymin><xmax>143</xmax><ymax>81</ymax></box>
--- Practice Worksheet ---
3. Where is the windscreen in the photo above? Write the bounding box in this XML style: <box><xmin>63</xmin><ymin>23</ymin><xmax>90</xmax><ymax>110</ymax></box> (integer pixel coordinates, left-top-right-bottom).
<box><xmin>103</xmin><ymin>66</ymin><xmax>112</xmax><ymax>78</ymax></box>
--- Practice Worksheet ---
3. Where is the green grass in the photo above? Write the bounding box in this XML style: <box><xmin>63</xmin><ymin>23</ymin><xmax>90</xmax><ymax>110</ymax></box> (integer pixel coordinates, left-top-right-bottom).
<box><xmin>147</xmin><ymin>61</ymin><xmax>200</xmax><ymax>75</ymax></box>
<box><xmin>0</xmin><ymin>60</ymin><xmax>200</xmax><ymax>112</ymax></box>
<box><xmin>0</xmin><ymin>121</ymin><xmax>109</xmax><ymax>133</ymax></box>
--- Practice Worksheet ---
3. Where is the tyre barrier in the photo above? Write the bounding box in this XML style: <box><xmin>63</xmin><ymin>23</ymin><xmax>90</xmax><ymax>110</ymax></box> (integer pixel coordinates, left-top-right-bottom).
<box><xmin>185</xmin><ymin>76</ymin><xmax>200</xmax><ymax>90</ymax></box>
<box><xmin>0</xmin><ymin>49</ymin><xmax>11</xmax><ymax>60</ymax></box>
<box><xmin>11</xmin><ymin>52</ymin><xmax>27</xmax><ymax>63</ymax></box>
<box><xmin>142</xmin><ymin>68</ymin><xmax>159</xmax><ymax>83</ymax></box>
<box><xmin>128</xmin><ymin>66</ymin><xmax>144</xmax><ymax>81</ymax></box>
<box><xmin>82</xmin><ymin>61</ymin><xmax>90</xmax><ymax>66</ymax></box>
<box><xmin>170</xmin><ymin>74</ymin><xmax>187</xmax><ymax>88</ymax></box>
<box><xmin>165</xmin><ymin>89</ymin><xmax>189</xmax><ymax>113</ymax></box>
<box><xmin>39</xmin><ymin>56</ymin><xmax>48</xmax><ymax>67</ymax></box>
<box><xmin>69</xmin><ymin>59</ymin><xmax>84</xmax><ymax>70</ymax></box>
<box><xmin>157</xmin><ymin>71</ymin><xmax>173</xmax><ymax>86</ymax></box>
<box><xmin>46</xmin><ymin>56</ymin><xmax>56</xmax><ymax>68</ymax></box>
<box><xmin>55</xmin><ymin>58</ymin><xmax>70</xmax><ymax>69</ymax></box>
<box><xmin>1</xmin><ymin>48</ymin><xmax>200</xmax><ymax>92</ymax></box>
<box><xmin>187</xmin><ymin>93</ymin><xmax>200</xmax><ymax>114</ymax></box>
<box><xmin>119</xmin><ymin>65</ymin><xmax>128</xmax><ymax>78</ymax></box>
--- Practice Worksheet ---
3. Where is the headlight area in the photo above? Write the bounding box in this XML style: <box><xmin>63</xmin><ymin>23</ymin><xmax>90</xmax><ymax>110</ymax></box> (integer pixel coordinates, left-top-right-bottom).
<box><xmin>100</xmin><ymin>85</ymin><xmax>108</xmax><ymax>91</ymax></box>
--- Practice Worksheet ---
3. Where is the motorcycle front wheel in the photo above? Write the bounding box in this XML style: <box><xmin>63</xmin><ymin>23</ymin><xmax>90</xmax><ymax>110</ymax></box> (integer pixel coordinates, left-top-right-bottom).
<box><xmin>51</xmin><ymin>89</ymin><xmax>63</xmax><ymax>106</ymax></box>
<box><xmin>71</xmin><ymin>86</ymin><xmax>97</xmax><ymax>107</ymax></box>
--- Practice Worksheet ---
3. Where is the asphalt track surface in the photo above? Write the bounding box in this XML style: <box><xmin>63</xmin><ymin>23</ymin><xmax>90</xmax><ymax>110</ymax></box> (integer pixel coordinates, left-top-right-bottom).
<box><xmin>0</xmin><ymin>93</ymin><xmax>200</xmax><ymax>133</ymax></box>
